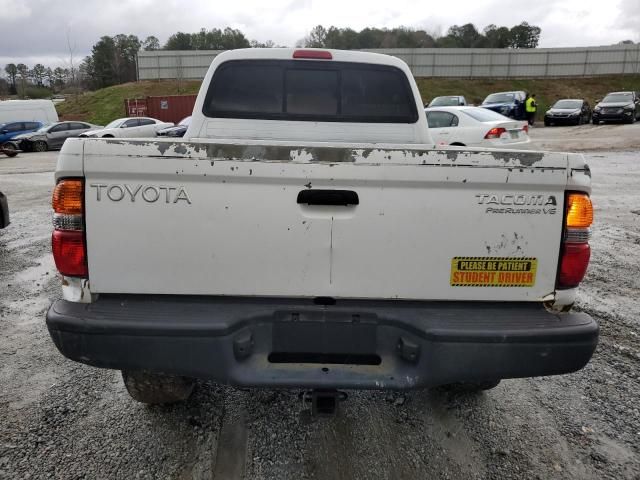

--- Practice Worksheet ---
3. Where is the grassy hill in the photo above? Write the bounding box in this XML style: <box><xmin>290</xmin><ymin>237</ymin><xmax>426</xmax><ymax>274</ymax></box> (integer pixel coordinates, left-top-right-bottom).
<box><xmin>57</xmin><ymin>81</ymin><xmax>201</xmax><ymax>125</ymax></box>
<box><xmin>57</xmin><ymin>76</ymin><xmax>640</xmax><ymax>126</ymax></box>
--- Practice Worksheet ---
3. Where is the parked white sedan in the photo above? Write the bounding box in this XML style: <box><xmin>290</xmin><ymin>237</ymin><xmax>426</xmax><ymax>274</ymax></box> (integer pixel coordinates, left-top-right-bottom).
<box><xmin>425</xmin><ymin>106</ymin><xmax>530</xmax><ymax>148</ymax></box>
<box><xmin>80</xmin><ymin>117</ymin><xmax>174</xmax><ymax>138</ymax></box>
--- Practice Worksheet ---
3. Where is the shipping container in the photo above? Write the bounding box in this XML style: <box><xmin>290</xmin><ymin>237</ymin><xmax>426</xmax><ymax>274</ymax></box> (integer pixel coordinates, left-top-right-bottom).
<box><xmin>124</xmin><ymin>95</ymin><xmax>197</xmax><ymax>124</ymax></box>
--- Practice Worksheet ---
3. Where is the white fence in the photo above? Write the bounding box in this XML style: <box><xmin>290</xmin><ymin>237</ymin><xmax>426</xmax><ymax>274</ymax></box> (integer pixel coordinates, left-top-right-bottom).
<box><xmin>138</xmin><ymin>45</ymin><xmax>640</xmax><ymax>80</ymax></box>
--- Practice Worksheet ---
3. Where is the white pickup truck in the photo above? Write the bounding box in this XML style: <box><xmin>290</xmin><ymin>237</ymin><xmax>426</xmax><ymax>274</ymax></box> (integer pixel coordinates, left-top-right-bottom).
<box><xmin>47</xmin><ymin>48</ymin><xmax>597</xmax><ymax>407</ymax></box>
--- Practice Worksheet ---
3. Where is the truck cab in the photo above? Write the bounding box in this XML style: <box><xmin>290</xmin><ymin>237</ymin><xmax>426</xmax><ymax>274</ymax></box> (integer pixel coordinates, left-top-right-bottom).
<box><xmin>187</xmin><ymin>48</ymin><xmax>431</xmax><ymax>145</ymax></box>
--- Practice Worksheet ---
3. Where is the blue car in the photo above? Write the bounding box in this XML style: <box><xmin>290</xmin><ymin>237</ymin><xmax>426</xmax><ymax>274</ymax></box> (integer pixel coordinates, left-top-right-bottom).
<box><xmin>0</xmin><ymin>121</ymin><xmax>45</xmax><ymax>145</ymax></box>
<box><xmin>481</xmin><ymin>91</ymin><xmax>527</xmax><ymax>120</ymax></box>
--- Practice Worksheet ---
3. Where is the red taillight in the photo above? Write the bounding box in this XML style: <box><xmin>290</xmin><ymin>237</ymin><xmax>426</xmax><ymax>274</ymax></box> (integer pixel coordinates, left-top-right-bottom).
<box><xmin>484</xmin><ymin>127</ymin><xmax>507</xmax><ymax>139</ymax></box>
<box><xmin>52</xmin><ymin>178</ymin><xmax>87</xmax><ymax>278</ymax></box>
<box><xmin>293</xmin><ymin>49</ymin><xmax>332</xmax><ymax>60</ymax></box>
<box><xmin>558</xmin><ymin>243</ymin><xmax>590</xmax><ymax>289</ymax></box>
<box><xmin>52</xmin><ymin>230</ymin><xmax>88</xmax><ymax>277</ymax></box>
<box><xmin>522</xmin><ymin>124</ymin><xmax>529</xmax><ymax>133</ymax></box>
<box><xmin>557</xmin><ymin>192</ymin><xmax>593</xmax><ymax>289</ymax></box>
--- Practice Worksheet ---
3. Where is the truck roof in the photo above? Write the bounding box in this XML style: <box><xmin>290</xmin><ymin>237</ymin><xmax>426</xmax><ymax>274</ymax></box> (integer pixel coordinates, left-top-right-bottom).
<box><xmin>213</xmin><ymin>48</ymin><xmax>411</xmax><ymax>70</ymax></box>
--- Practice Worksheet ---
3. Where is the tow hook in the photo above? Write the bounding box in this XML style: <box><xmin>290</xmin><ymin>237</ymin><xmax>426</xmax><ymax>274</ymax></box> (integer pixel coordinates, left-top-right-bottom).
<box><xmin>300</xmin><ymin>389</ymin><xmax>348</xmax><ymax>417</ymax></box>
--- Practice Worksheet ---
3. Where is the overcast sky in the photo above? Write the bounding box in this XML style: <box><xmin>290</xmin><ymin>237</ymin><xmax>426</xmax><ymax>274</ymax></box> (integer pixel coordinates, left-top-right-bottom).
<box><xmin>1</xmin><ymin>0</ymin><xmax>639</xmax><ymax>68</ymax></box>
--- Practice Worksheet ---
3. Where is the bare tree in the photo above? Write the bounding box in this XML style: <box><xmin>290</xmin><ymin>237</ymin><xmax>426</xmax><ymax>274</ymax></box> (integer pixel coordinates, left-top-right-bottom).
<box><xmin>66</xmin><ymin>29</ymin><xmax>79</xmax><ymax>98</ymax></box>
<box><xmin>45</xmin><ymin>67</ymin><xmax>55</xmax><ymax>89</ymax></box>
<box><xmin>16</xmin><ymin>64</ymin><xmax>29</xmax><ymax>98</ymax></box>
<box><xmin>4</xmin><ymin>64</ymin><xmax>17</xmax><ymax>94</ymax></box>
<box><xmin>175</xmin><ymin>54</ymin><xmax>184</xmax><ymax>93</ymax></box>
<box><xmin>0</xmin><ymin>78</ymin><xmax>9</xmax><ymax>97</ymax></box>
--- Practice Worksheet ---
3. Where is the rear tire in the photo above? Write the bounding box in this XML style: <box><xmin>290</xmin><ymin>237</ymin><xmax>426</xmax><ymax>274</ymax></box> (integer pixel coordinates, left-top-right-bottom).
<box><xmin>33</xmin><ymin>140</ymin><xmax>48</xmax><ymax>152</ymax></box>
<box><xmin>441</xmin><ymin>379</ymin><xmax>501</xmax><ymax>393</ymax></box>
<box><xmin>122</xmin><ymin>370</ymin><xmax>195</xmax><ymax>404</ymax></box>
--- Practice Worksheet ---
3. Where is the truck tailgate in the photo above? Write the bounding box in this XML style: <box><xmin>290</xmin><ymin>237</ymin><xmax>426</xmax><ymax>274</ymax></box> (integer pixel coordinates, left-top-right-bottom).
<box><xmin>79</xmin><ymin>139</ymin><xmax>572</xmax><ymax>301</ymax></box>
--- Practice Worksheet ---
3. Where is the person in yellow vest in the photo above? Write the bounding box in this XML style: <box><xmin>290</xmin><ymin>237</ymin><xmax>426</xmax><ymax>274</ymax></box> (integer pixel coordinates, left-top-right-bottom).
<box><xmin>525</xmin><ymin>94</ymin><xmax>537</xmax><ymax>126</ymax></box>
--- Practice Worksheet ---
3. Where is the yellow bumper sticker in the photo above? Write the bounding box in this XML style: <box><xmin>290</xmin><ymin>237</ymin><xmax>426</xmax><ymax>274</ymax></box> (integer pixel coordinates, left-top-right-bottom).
<box><xmin>451</xmin><ymin>257</ymin><xmax>537</xmax><ymax>287</ymax></box>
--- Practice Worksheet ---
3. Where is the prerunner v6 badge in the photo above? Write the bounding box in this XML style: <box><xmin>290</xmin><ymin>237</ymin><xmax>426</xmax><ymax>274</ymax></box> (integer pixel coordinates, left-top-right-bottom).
<box><xmin>476</xmin><ymin>193</ymin><xmax>558</xmax><ymax>215</ymax></box>
<box><xmin>450</xmin><ymin>257</ymin><xmax>537</xmax><ymax>287</ymax></box>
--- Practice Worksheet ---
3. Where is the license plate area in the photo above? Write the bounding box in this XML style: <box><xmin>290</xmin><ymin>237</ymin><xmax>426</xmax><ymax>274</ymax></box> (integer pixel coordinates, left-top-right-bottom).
<box><xmin>509</xmin><ymin>130</ymin><xmax>519</xmax><ymax>139</ymax></box>
<box><xmin>269</xmin><ymin>311</ymin><xmax>380</xmax><ymax>365</ymax></box>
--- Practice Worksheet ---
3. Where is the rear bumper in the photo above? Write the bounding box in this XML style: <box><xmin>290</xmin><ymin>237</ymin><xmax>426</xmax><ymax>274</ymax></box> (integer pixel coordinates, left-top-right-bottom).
<box><xmin>46</xmin><ymin>295</ymin><xmax>598</xmax><ymax>390</ymax></box>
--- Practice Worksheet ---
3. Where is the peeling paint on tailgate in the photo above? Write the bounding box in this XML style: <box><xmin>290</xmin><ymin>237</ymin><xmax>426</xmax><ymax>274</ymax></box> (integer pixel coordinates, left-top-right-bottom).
<box><xmin>73</xmin><ymin>136</ymin><xmax>577</xmax><ymax>302</ymax></box>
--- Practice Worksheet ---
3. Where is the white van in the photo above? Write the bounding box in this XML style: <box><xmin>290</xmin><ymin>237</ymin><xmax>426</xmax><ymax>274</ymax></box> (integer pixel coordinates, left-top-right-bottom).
<box><xmin>0</xmin><ymin>100</ymin><xmax>59</xmax><ymax>124</ymax></box>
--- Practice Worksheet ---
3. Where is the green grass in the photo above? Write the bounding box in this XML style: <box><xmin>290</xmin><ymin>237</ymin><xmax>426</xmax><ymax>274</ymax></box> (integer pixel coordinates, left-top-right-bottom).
<box><xmin>58</xmin><ymin>75</ymin><xmax>640</xmax><ymax>126</ymax></box>
<box><xmin>57</xmin><ymin>81</ymin><xmax>202</xmax><ymax>125</ymax></box>
<box><xmin>415</xmin><ymin>75</ymin><xmax>640</xmax><ymax>114</ymax></box>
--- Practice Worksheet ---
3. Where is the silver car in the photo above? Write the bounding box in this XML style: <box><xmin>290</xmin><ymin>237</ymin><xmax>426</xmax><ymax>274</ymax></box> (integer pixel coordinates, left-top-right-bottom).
<box><xmin>11</xmin><ymin>121</ymin><xmax>103</xmax><ymax>152</ymax></box>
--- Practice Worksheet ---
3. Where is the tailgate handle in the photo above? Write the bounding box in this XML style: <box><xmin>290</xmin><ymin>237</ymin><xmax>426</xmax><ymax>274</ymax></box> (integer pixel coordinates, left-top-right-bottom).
<box><xmin>297</xmin><ymin>189</ymin><xmax>359</xmax><ymax>206</ymax></box>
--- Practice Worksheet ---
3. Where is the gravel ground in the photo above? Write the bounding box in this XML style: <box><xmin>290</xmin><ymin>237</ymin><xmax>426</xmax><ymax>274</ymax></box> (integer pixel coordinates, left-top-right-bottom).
<box><xmin>1</xmin><ymin>124</ymin><xmax>639</xmax><ymax>479</ymax></box>
<box><xmin>526</xmin><ymin>121</ymin><xmax>640</xmax><ymax>152</ymax></box>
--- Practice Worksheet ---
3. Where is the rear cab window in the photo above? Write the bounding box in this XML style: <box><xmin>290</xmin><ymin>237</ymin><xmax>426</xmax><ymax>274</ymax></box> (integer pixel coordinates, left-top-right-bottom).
<box><xmin>203</xmin><ymin>60</ymin><xmax>418</xmax><ymax>123</ymax></box>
